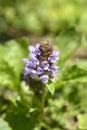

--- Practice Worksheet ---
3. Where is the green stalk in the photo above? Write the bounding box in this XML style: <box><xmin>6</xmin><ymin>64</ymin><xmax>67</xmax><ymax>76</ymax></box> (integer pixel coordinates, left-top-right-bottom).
<box><xmin>38</xmin><ymin>85</ymin><xmax>45</xmax><ymax>130</ymax></box>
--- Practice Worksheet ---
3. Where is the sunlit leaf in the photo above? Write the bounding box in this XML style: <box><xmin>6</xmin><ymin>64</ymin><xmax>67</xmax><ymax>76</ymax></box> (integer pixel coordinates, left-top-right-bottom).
<box><xmin>0</xmin><ymin>118</ymin><xmax>11</xmax><ymax>130</ymax></box>
<box><xmin>46</xmin><ymin>82</ymin><xmax>55</xmax><ymax>95</ymax></box>
<box><xmin>78</xmin><ymin>114</ymin><xmax>87</xmax><ymax>129</ymax></box>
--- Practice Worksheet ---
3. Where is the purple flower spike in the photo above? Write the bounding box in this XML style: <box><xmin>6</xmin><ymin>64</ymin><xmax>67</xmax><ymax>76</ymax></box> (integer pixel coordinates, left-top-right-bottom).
<box><xmin>42</xmin><ymin>61</ymin><xmax>50</xmax><ymax>70</ymax></box>
<box><xmin>37</xmin><ymin>67</ymin><xmax>44</xmax><ymax>75</ymax></box>
<box><xmin>22</xmin><ymin>41</ymin><xmax>60</xmax><ymax>84</ymax></box>
<box><xmin>40</xmin><ymin>75</ymin><xmax>49</xmax><ymax>83</ymax></box>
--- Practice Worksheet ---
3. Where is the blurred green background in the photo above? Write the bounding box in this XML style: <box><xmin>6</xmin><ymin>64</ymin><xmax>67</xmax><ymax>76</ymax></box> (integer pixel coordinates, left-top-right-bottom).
<box><xmin>0</xmin><ymin>0</ymin><xmax>87</xmax><ymax>39</ymax></box>
<box><xmin>0</xmin><ymin>0</ymin><xmax>87</xmax><ymax>130</ymax></box>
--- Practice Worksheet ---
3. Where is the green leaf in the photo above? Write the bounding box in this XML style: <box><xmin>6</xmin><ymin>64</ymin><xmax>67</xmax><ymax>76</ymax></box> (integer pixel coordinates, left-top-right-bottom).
<box><xmin>0</xmin><ymin>118</ymin><xmax>11</xmax><ymax>130</ymax></box>
<box><xmin>75</xmin><ymin>59</ymin><xmax>87</xmax><ymax>71</ymax></box>
<box><xmin>46</xmin><ymin>82</ymin><xmax>55</xmax><ymax>95</ymax></box>
<box><xmin>55</xmin><ymin>30</ymin><xmax>81</xmax><ymax>62</ymax></box>
<box><xmin>3</xmin><ymin>38</ymin><xmax>28</xmax><ymax>76</ymax></box>
<box><xmin>78</xmin><ymin>114</ymin><xmax>87</xmax><ymax>129</ymax></box>
<box><xmin>0</xmin><ymin>38</ymin><xmax>28</xmax><ymax>88</ymax></box>
<box><xmin>0</xmin><ymin>60</ymin><xmax>16</xmax><ymax>88</ymax></box>
<box><xmin>5</xmin><ymin>112</ymin><xmax>35</xmax><ymax>130</ymax></box>
<box><xmin>61</xmin><ymin>65</ymin><xmax>87</xmax><ymax>83</ymax></box>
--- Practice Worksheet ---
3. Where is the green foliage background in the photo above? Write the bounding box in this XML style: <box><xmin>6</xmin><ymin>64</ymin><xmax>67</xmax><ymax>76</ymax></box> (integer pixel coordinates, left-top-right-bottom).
<box><xmin>0</xmin><ymin>0</ymin><xmax>87</xmax><ymax>130</ymax></box>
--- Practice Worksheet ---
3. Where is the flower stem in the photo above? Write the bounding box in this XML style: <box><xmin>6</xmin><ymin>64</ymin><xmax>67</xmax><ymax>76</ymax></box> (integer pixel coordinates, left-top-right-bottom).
<box><xmin>41</xmin><ymin>86</ymin><xmax>45</xmax><ymax>118</ymax></box>
<box><xmin>39</xmin><ymin>85</ymin><xmax>45</xmax><ymax>130</ymax></box>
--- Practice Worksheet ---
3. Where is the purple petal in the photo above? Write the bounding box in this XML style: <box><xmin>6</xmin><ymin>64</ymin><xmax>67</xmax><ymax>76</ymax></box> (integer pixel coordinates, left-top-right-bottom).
<box><xmin>35</xmin><ymin>49</ymin><xmax>41</xmax><ymax>56</ymax></box>
<box><xmin>40</xmin><ymin>75</ymin><xmax>49</xmax><ymax>83</ymax></box>
<box><xmin>53</xmin><ymin>50</ymin><xmax>60</xmax><ymax>56</ymax></box>
<box><xmin>33</xmin><ymin>58</ymin><xmax>39</xmax><ymax>65</ymax></box>
<box><xmin>48</xmin><ymin>50</ymin><xmax>60</xmax><ymax>62</ymax></box>
<box><xmin>29</xmin><ymin>53</ymin><xmax>36</xmax><ymax>58</ymax></box>
<box><xmin>22</xmin><ymin>58</ymin><xmax>29</xmax><ymax>63</ymax></box>
<box><xmin>49</xmin><ymin>65</ymin><xmax>59</xmax><ymax>72</ymax></box>
<box><xmin>48</xmin><ymin>54</ymin><xmax>59</xmax><ymax>63</ymax></box>
<box><xmin>23</xmin><ymin>66</ymin><xmax>33</xmax><ymax>75</ymax></box>
<box><xmin>31</xmin><ymin>58</ymin><xmax>39</xmax><ymax>65</ymax></box>
<box><xmin>30</xmin><ymin>70</ymin><xmax>37</xmax><ymax>78</ymax></box>
<box><xmin>28</xmin><ymin>45</ymin><xmax>35</xmax><ymax>52</ymax></box>
<box><xmin>29</xmin><ymin>48</ymin><xmax>41</xmax><ymax>58</ymax></box>
<box><xmin>35</xmin><ymin>43</ymin><xmax>40</xmax><ymax>49</ymax></box>
<box><xmin>24</xmin><ymin>66</ymin><xmax>31</xmax><ymax>72</ymax></box>
<box><xmin>29</xmin><ymin>44</ymin><xmax>41</xmax><ymax>58</ymax></box>
<box><xmin>50</xmin><ymin>72</ymin><xmax>56</xmax><ymax>78</ymax></box>
<box><xmin>24</xmin><ymin>58</ymin><xmax>38</xmax><ymax>69</ymax></box>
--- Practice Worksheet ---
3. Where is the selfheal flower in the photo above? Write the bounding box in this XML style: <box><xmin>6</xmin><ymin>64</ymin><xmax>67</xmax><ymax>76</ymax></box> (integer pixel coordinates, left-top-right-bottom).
<box><xmin>49</xmin><ymin>65</ymin><xmax>60</xmax><ymax>78</ymax></box>
<box><xmin>23</xmin><ymin>63</ymin><xmax>38</xmax><ymax>76</ymax></box>
<box><xmin>42</xmin><ymin>61</ymin><xmax>50</xmax><ymax>70</ymax></box>
<box><xmin>40</xmin><ymin>75</ymin><xmax>49</xmax><ymax>83</ymax></box>
<box><xmin>30</xmin><ymin>58</ymin><xmax>39</xmax><ymax>65</ymax></box>
<box><xmin>37</xmin><ymin>67</ymin><xmax>44</xmax><ymax>75</ymax></box>
<box><xmin>22</xmin><ymin>58</ymin><xmax>39</xmax><ymax>68</ymax></box>
<box><xmin>49</xmin><ymin>65</ymin><xmax>59</xmax><ymax>72</ymax></box>
<box><xmin>29</xmin><ymin>43</ymin><xmax>41</xmax><ymax>58</ymax></box>
<box><xmin>23</xmin><ymin>66</ymin><xmax>32</xmax><ymax>75</ymax></box>
<box><xmin>48</xmin><ymin>50</ymin><xmax>60</xmax><ymax>63</ymax></box>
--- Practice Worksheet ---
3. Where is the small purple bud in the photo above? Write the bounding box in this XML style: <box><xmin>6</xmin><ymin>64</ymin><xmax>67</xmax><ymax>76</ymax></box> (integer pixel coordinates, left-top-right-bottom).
<box><xmin>40</xmin><ymin>75</ymin><xmax>49</xmax><ymax>83</ymax></box>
